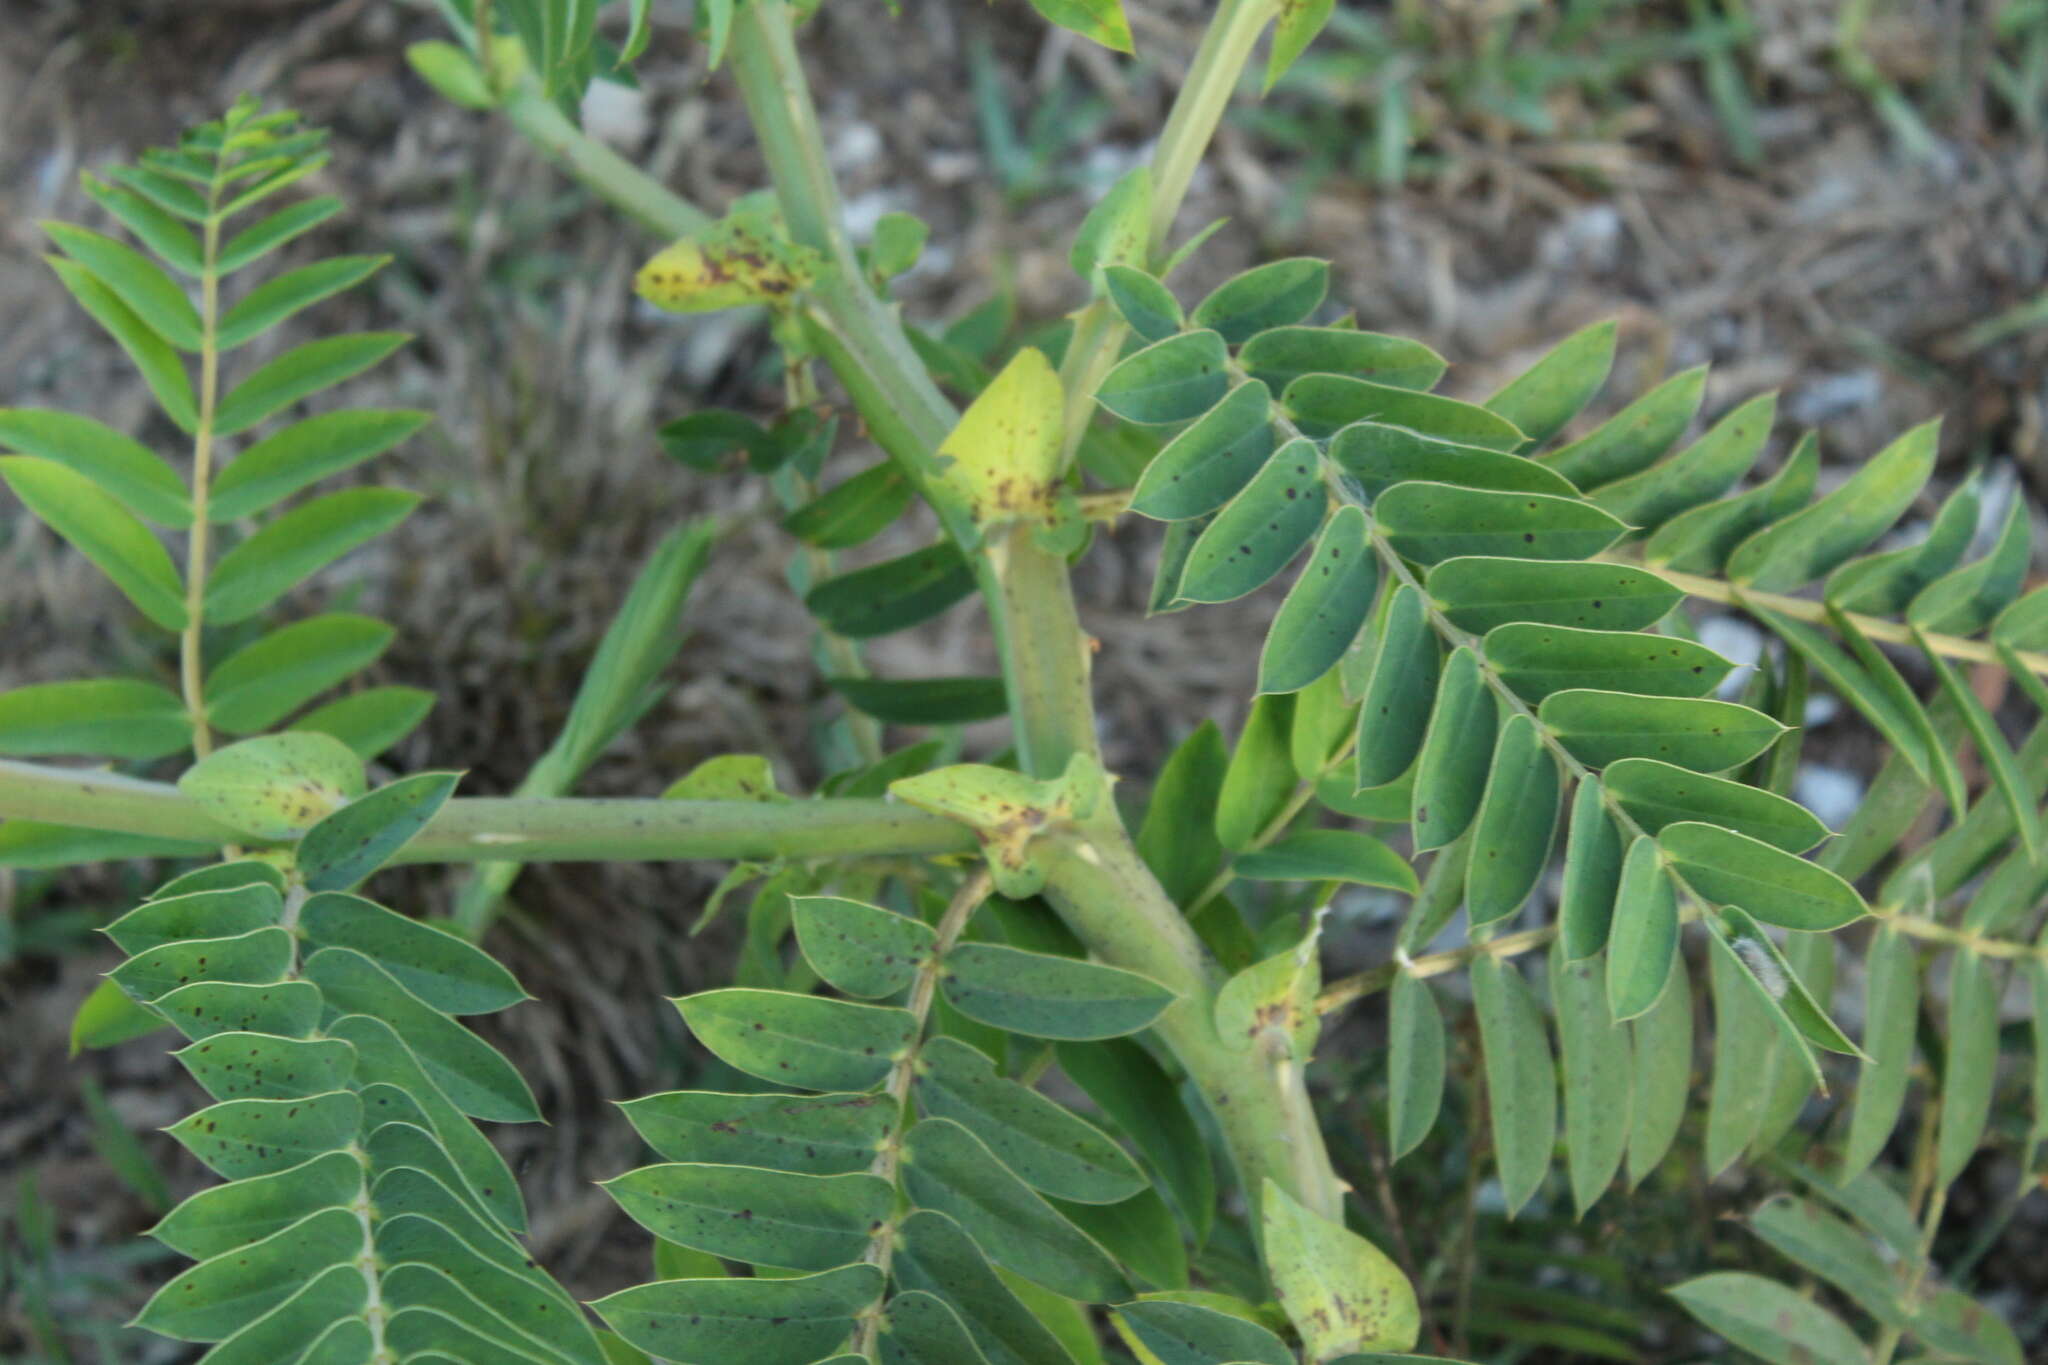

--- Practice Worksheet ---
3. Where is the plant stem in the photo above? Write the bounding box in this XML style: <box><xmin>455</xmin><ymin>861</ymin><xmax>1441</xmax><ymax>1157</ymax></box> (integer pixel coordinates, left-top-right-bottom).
<box><xmin>498</xmin><ymin>77</ymin><xmax>713</xmax><ymax>239</ymax></box>
<box><xmin>0</xmin><ymin>759</ymin><xmax>974</xmax><ymax>864</ymax></box>
<box><xmin>1146</xmin><ymin>0</ymin><xmax>1281</xmax><ymax>255</ymax></box>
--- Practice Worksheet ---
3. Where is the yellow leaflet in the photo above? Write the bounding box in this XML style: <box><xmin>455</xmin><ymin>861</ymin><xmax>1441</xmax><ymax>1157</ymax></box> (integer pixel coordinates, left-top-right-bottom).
<box><xmin>933</xmin><ymin>346</ymin><xmax>1065</xmax><ymax>527</ymax></box>
<box><xmin>634</xmin><ymin>212</ymin><xmax>822</xmax><ymax>314</ymax></box>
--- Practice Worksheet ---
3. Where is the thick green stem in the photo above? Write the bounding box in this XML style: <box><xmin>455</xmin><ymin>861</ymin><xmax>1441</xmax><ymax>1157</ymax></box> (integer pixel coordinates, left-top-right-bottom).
<box><xmin>499</xmin><ymin>78</ymin><xmax>713</xmax><ymax>238</ymax></box>
<box><xmin>0</xmin><ymin>759</ymin><xmax>972</xmax><ymax>864</ymax></box>
<box><xmin>990</xmin><ymin>526</ymin><xmax>1099</xmax><ymax>777</ymax></box>
<box><xmin>1146</xmin><ymin>0</ymin><xmax>1281</xmax><ymax>255</ymax></box>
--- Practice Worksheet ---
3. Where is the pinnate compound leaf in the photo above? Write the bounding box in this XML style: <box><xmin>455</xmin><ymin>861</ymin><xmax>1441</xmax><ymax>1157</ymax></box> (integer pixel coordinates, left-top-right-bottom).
<box><xmin>299</xmin><ymin>891</ymin><xmax>524</xmax><ymax>1013</ymax></box>
<box><xmin>1131</xmin><ymin>380</ymin><xmax>1275</xmax><ymax>522</ymax></box>
<box><xmin>901</xmin><ymin>1117</ymin><xmax>1129</xmax><ymax>1302</ymax></box>
<box><xmin>942</xmin><ymin>943</ymin><xmax>1176</xmax><ymax>1040</ymax></box>
<box><xmin>202</xmin><ymin>487</ymin><xmax>420</xmax><ymax>623</ymax></box>
<box><xmin>1259</xmin><ymin>505</ymin><xmax>1378</xmax><ymax>694</ymax></box>
<box><xmin>592</xmin><ymin>1264</ymin><xmax>885</xmax><ymax>1365</ymax></box>
<box><xmin>214</xmin><ymin>332</ymin><xmax>409</xmax><ymax>436</ymax></box>
<box><xmin>1667</xmin><ymin>1273</ymin><xmax>1866</xmax><ymax>1365</ymax></box>
<box><xmin>0</xmin><ymin>408</ymin><xmax>189</xmax><ymax>525</ymax></box>
<box><xmin>1386</xmin><ymin>972</ymin><xmax>1445</xmax><ymax>1163</ymax></box>
<box><xmin>791</xmin><ymin>894</ymin><xmax>936</xmax><ymax>998</ymax></box>
<box><xmin>1659</xmin><ymin>822</ymin><xmax>1866</xmax><ymax>931</ymax></box>
<box><xmin>177</xmin><ymin>731</ymin><xmax>365</xmax><ymax>840</ymax></box>
<box><xmin>1234</xmin><ymin>829</ymin><xmax>1416</xmax><ymax>892</ymax></box>
<box><xmin>1114</xmin><ymin>1299</ymin><xmax>1292</xmax><ymax>1365</ymax></box>
<box><xmin>203</xmin><ymin>613</ymin><xmax>395</xmax><ymax>734</ymax></box>
<box><xmin>1262</xmin><ymin>1178</ymin><xmax>1420</xmax><ymax>1355</ymax></box>
<box><xmin>604</xmin><ymin>1162</ymin><xmax>892</xmax><ymax>1271</ymax></box>
<box><xmin>1097</xmin><ymin>330</ymin><xmax>1232</xmax><ymax>425</ymax></box>
<box><xmin>916</xmin><ymin>1035</ymin><xmax>1145</xmax><ymax>1204</ymax></box>
<box><xmin>1606</xmin><ymin>836</ymin><xmax>1678</xmax><ymax>1022</ymax></box>
<box><xmin>0</xmin><ymin>678</ymin><xmax>190</xmax><ymax>760</ymax></box>
<box><xmin>1237</xmin><ymin>327</ymin><xmax>1444</xmax><ymax>394</ymax></box>
<box><xmin>0</xmin><ymin>455</ymin><xmax>186</xmax><ymax>629</ymax></box>
<box><xmin>208</xmin><ymin>409</ymin><xmax>431</xmax><ymax>521</ymax></box>
<box><xmin>1484</xmin><ymin>319</ymin><xmax>1617</xmax><ymax>450</ymax></box>
<box><xmin>1471</xmin><ymin>956</ymin><xmax>1558</xmax><ymax>1217</ymax></box>
<box><xmin>1727</xmin><ymin>419</ymin><xmax>1939</xmax><ymax>590</ymax></box>
<box><xmin>1376</xmin><ymin>484</ymin><xmax>1625</xmax><ymax>565</ymax></box>
<box><xmin>297</xmin><ymin>770</ymin><xmax>459</xmax><ymax>892</ymax></box>
<box><xmin>1538</xmin><ymin>690</ymin><xmax>1784</xmax><ymax>773</ymax></box>
<box><xmin>1190</xmin><ymin>258</ymin><xmax>1329</xmax><ymax>345</ymax></box>
<box><xmin>1179</xmin><ymin>438</ymin><xmax>1327</xmax><ymax>603</ymax></box>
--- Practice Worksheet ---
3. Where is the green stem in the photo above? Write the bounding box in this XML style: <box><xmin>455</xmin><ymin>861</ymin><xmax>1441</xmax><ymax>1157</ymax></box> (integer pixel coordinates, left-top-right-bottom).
<box><xmin>0</xmin><ymin>759</ymin><xmax>974</xmax><ymax>864</ymax></box>
<box><xmin>499</xmin><ymin>77</ymin><xmax>713</xmax><ymax>239</ymax></box>
<box><xmin>990</xmin><ymin>526</ymin><xmax>1099</xmax><ymax>777</ymax></box>
<box><xmin>1146</xmin><ymin>0</ymin><xmax>1280</xmax><ymax>255</ymax></box>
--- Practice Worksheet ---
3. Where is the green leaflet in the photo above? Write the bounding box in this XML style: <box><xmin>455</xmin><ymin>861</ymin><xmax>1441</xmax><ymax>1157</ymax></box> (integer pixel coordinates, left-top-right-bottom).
<box><xmin>1290</xmin><ymin>667</ymin><xmax>1357</xmax><ymax>781</ymax></box>
<box><xmin>893</xmin><ymin>1209</ymin><xmax>1081</xmax><ymax>1365</ymax></box>
<box><xmin>1645</xmin><ymin>431</ymin><xmax>1819</xmax><ymax>574</ymax></box>
<box><xmin>1920</xmin><ymin>634</ymin><xmax>2045</xmax><ymax>860</ymax></box>
<box><xmin>214</xmin><ymin>332</ymin><xmax>410</xmax><ymax>436</ymax></box>
<box><xmin>150</xmin><ymin>859</ymin><xmax>288</xmax><ymax>899</ymax></box>
<box><xmin>790</xmin><ymin>894</ymin><xmax>936</xmax><ymax>998</ymax></box>
<box><xmin>298</xmin><ymin>771</ymin><xmax>460</xmax><ymax>892</ymax></box>
<box><xmin>44</xmin><ymin>256</ymin><xmax>198</xmax><ymax>431</ymax></box>
<box><xmin>110</xmin><ymin>926</ymin><xmax>295</xmax><ymax>1004</ymax></box>
<box><xmin>1103</xmin><ymin>265</ymin><xmax>1184</xmax><ymax>344</ymax></box>
<box><xmin>173</xmin><ymin>1031</ymin><xmax>355</xmax><ymax>1102</ymax></box>
<box><xmin>293</xmin><ymin>686</ymin><xmax>435</xmax><ymax>760</ymax></box>
<box><xmin>177</xmin><ymin>1263</ymin><xmax>366</xmax><ymax>1365</ymax></box>
<box><xmin>881</xmin><ymin>1291</ymin><xmax>992</xmax><ymax>1365</ymax></box>
<box><xmin>156</xmin><ymin>979</ymin><xmax>323</xmax><ymax>1042</ymax></box>
<box><xmin>1658</xmin><ymin>822</ymin><xmax>1866</xmax><ymax>931</ymax></box>
<box><xmin>202</xmin><ymin>487</ymin><xmax>420</xmax><ymax>624</ymax></box>
<box><xmin>1149</xmin><ymin>513</ymin><xmax>1210</xmax><ymax>612</ymax></box>
<box><xmin>1705</xmin><ymin>912</ymin><xmax>1843</xmax><ymax>1099</ymax></box>
<box><xmin>1191</xmin><ymin>258</ymin><xmax>1329</xmax><ymax>344</ymax></box>
<box><xmin>1179</xmin><ymin>438</ymin><xmax>1327</xmax><ymax>603</ymax></box>
<box><xmin>1748</xmin><ymin>931</ymin><xmax>1834</xmax><ymax>1158</ymax></box>
<box><xmin>1216</xmin><ymin>692</ymin><xmax>1296</xmax><ymax>851</ymax></box>
<box><xmin>916</xmin><ymin>1035</ymin><xmax>1145</xmax><ymax>1204</ymax></box>
<box><xmin>1667</xmin><ymin>1273</ymin><xmax>1866</xmax><ymax>1365</ymax></box>
<box><xmin>1994</xmin><ymin>586</ymin><xmax>2048</xmax><ymax>649</ymax></box>
<box><xmin>216</xmin><ymin>254</ymin><xmax>387</xmax><ymax>349</ymax></box>
<box><xmin>1747</xmin><ymin>1196</ymin><xmax>1904</xmax><ymax>1328</ymax></box>
<box><xmin>0</xmin><ymin>455</ymin><xmax>188</xmax><ymax>629</ymax></box>
<box><xmin>105</xmin><ymin>882</ymin><xmax>282</xmax><ymax>955</ymax></box>
<box><xmin>1332</xmin><ymin>423</ymin><xmax>1580</xmax><ymax>499</ymax></box>
<box><xmin>1115</xmin><ymin>1299</ymin><xmax>1293</xmax><ymax>1365</ymax></box>
<box><xmin>1096</xmin><ymin>330</ymin><xmax>1233</xmax><ymax>425</ymax></box>
<box><xmin>297</xmin><ymin>1317</ymin><xmax>374</xmax><ymax>1365</ymax></box>
<box><xmin>1586</xmin><ymin>390</ymin><xmax>1775</xmax><ymax>531</ymax></box>
<box><xmin>676</xmin><ymin>988</ymin><xmax>914</xmax><ymax>1090</ymax></box>
<box><xmin>304</xmin><ymin>947</ymin><xmax>539</xmax><ymax>1122</ymax></box>
<box><xmin>901</xmin><ymin>1117</ymin><xmax>1129</xmax><ymax>1303</ymax></box>
<box><xmin>1841</xmin><ymin>923</ymin><xmax>1919</xmax><ymax>1181</ymax></box>
<box><xmin>209</xmin><ymin>410</ymin><xmax>432</xmax><ymax>521</ymax></box>
<box><xmin>1540</xmin><ymin>365</ymin><xmax>1706</xmax><ymax>489</ymax></box>
<box><xmin>1727</xmin><ymin>419</ymin><xmax>1940</xmax><ymax>590</ymax></box>
<box><xmin>1470</xmin><ymin>956</ymin><xmax>1557</xmax><ymax>1217</ymax></box>
<box><xmin>1604</xmin><ymin>758</ymin><xmax>1830</xmax><ymax>853</ymax></box>
<box><xmin>1354</xmin><ymin>585</ymin><xmax>1438</xmax><ymax>788</ymax></box>
<box><xmin>1233</xmin><ymin>829</ymin><xmax>1416</xmax><ymax>893</ymax></box>
<box><xmin>78</xmin><ymin>171</ymin><xmax>202</xmax><ymax>274</ymax></box>
<box><xmin>1937</xmin><ymin>948</ymin><xmax>2000</xmax><ymax>1187</ymax></box>
<box><xmin>167</xmin><ymin>1090</ymin><xmax>361</xmax><ymax>1180</ymax></box>
<box><xmin>1129</xmin><ymin>382</ymin><xmax>1275</xmax><ymax>521</ymax></box>
<box><xmin>218</xmin><ymin>195</ymin><xmax>344</xmax><ymax>272</ymax></box>
<box><xmin>603</xmin><ymin>1162</ymin><xmax>891</xmax><ymax>1270</ymax></box>
<box><xmin>1605</xmin><ymin>836</ymin><xmax>1678</xmax><ymax>1022</ymax></box>
<box><xmin>1484</xmin><ymin>319</ymin><xmax>1617</xmax><ymax>449</ymax></box>
<box><xmin>135</xmin><ymin>1206</ymin><xmax>361</xmax><ymax>1342</ymax></box>
<box><xmin>1705</xmin><ymin>914</ymin><xmax>1784</xmax><ymax>1175</ymax></box>
<box><xmin>1410</xmin><ymin>647</ymin><xmax>1496</xmax><ymax>852</ymax></box>
<box><xmin>299</xmin><ymin>892</ymin><xmax>523</xmax><ymax>1014</ymax></box>
<box><xmin>1427</xmin><ymin>557</ymin><xmax>1681</xmax><ymax>635</ymax></box>
<box><xmin>1552</xmin><ymin>941</ymin><xmax>1631</xmax><ymax>1216</ymax></box>
<box><xmin>1136</xmin><ymin>721</ymin><xmax>1229</xmax><ymax>909</ymax></box>
<box><xmin>829</xmin><ymin>675</ymin><xmax>1008</xmax><ymax>725</ymax></box>
<box><xmin>1537</xmin><ymin>690</ymin><xmax>1785</xmax><ymax>772</ymax></box>
<box><xmin>1375</xmin><ymin>484</ymin><xmax>1626</xmax><ymax>565</ymax></box>
<box><xmin>203</xmin><ymin>613</ymin><xmax>395</xmax><ymax>735</ymax></box>
<box><xmin>1466</xmin><ymin>714</ymin><xmax>1560</xmax><ymax>927</ymax></box>
<box><xmin>941</xmin><ymin>943</ymin><xmax>1176</xmax><ymax>1041</ymax></box>
<box><xmin>1262</xmin><ymin>1179</ymin><xmax>1419</xmax><ymax>1356</ymax></box>
<box><xmin>594</xmin><ymin>1267</ymin><xmax>888</xmax><ymax>1365</ymax></box>
<box><xmin>1258</xmin><ymin>505</ymin><xmax>1378</xmax><ymax>694</ymax></box>
<box><xmin>1056</xmin><ymin>1039</ymin><xmax>1216</xmax><ymax>1246</ymax></box>
<box><xmin>1626</xmin><ymin>951</ymin><xmax>1692</xmax><ymax>1187</ymax></box>
<box><xmin>177</xmin><ymin>731</ymin><xmax>364</xmax><ymax>841</ymax></box>
<box><xmin>1912</xmin><ymin>1288</ymin><xmax>2028</xmax><ymax>1365</ymax></box>
<box><xmin>1824</xmin><ymin>469</ymin><xmax>1981</xmax><ymax>614</ymax></box>
<box><xmin>0</xmin><ymin>407</ymin><xmax>189</xmax><ymax>526</ymax></box>
<box><xmin>148</xmin><ymin>1147</ymin><xmax>361</xmax><ymax>1259</ymax></box>
<box><xmin>1558</xmin><ymin>778</ymin><xmax>1624</xmax><ymax>959</ymax></box>
<box><xmin>1484</xmin><ymin>624</ymin><xmax>1732</xmax><ymax>703</ymax></box>
<box><xmin>1909</xmin><ymin>492</ymin><xmax>2032</xmax><ymax>635</ymax></box>
<box><xmin>805</xmin><ymin>542</ymin><xmax>976</xmax><ymax>638</ymax></box>
<box><xmin>784</xmin><ymin>462</ymin><xmax>911</xmax><ymax>549</ymax></box>
<box><xmin>1237</xmin><ymin>327</ymin><xmax>1444</xmax><ymax>394</ymax></box>
<box><xmin>1283</xmin><ymin>375</ymin><xmax>1524</xmax><ymax>448</ymax></box>
<box><xmin>368</xmin><ymin>1162</ymin><xmax>527</xmax><ymax>1274</ymax></box>
<box><xmin>1386</xmin><ymin>972</ymin><xmax>1446</xmax><ymax>1163</ymax></box>
<box><xmin>376</xmin><ymin>1213</ymin><xmax>600</xmax><ymax>1362</ymax></box>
